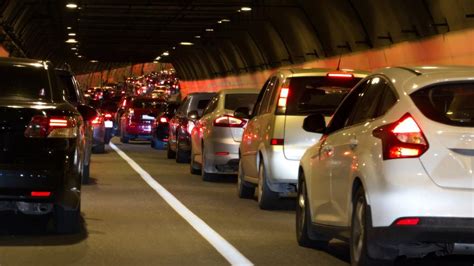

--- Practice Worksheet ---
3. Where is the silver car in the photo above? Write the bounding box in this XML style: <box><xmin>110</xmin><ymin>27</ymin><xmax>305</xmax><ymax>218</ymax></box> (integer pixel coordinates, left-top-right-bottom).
<box><xmin>190</xmin><ymin>89</ymin><xmax>260</xmax><ymax>181</ymax></box>
<box><xmin>238</xmin><ymin>68</ymin><xmax>369</xmax><ymax>209</ymax></box>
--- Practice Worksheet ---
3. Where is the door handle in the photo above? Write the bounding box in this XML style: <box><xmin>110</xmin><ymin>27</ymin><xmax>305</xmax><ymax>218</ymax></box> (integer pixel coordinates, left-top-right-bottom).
<box><xmin>350</xmin><ymin>138</ymin><xmax>358</xmax><ymax>149</ymax></box>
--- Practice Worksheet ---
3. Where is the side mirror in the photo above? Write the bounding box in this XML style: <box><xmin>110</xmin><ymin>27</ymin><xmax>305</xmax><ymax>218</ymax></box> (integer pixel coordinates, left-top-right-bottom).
<box><xmin>303</xmin><ymin>113</ymin><xmax>326</xmax><ymax>133</ymax></box>
<box><xmin>188</xmin><ymin>110</ymin><xmax>199</xmax><ymax>120</ymax></box>
<box><xmin>77</xmin><ymin>104</ymin><xmax>98</xmax><ymax>121</ymax></box>
<box><xmin>234</xmin><ymin>107</ymin><xmax>250</xmax><ymax>119</ymax></box>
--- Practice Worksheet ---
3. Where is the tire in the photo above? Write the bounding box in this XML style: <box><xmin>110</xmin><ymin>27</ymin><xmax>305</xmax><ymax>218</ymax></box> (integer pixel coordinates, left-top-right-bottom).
<box><xmin>120</xmin><ymin>134</ymin><xmax>129</xmax><ymax>144</ymax></box>
<box><xmin>257</xmin><ymin>161</ymin><xmax>279</xmax><ymax>210</ymax></box>
<box><xmin>54</xmin><ymin>205</ymin><xmax>80</xmax><ymax>234</ymax></box>
<box><xmin>176</xmin><ymin>140</ymin><xmax>190</xmax><ymax>163</ymax></box>
<box><xmin>201</xmin><ymin>145</ymin><xmax>214</xmax><ymax>181</ymax></box>
<box><xmin>167</xmin><ymin>141</ymin><xmax>176</xmax><ymax>159</ymax></box>
<box><xmin>189</xmin><ymin>145</ymin><xmax>201</xmax><ymax>175</ymax></box>
<box><xmin>92</xmin><ymin>143</ymin><xmax>105</xmax><ymax>153</ymax></box>
<box><xmin>237</xmin><ymin>159</ymin><xmax>255</xmax><ymax>198</ymax></box>
<box><xmin>296</xmin><ymin>172</ymin><xmax>329</xmax><ymax>249</ymax></box>
<box><xmin>154</xmin><ymin>140</ymin><xmax>166</xmax><ymax>150</ymax></box>
<box><xmin>350</xmin><ymin>187</ymin><xmax>380</xmax><ymax>266</ymax></box>
<box><xmin>82</xmin><ymin>163</ymin><xmax>90</xmax><ymax>185</ymax></box>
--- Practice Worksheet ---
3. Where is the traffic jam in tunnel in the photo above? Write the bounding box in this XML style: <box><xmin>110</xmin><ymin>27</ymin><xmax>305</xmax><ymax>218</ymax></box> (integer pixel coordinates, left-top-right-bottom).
<box><xmin>0</xmin><ymin>0</ymin><xmax>473</xmax><ymax>265</ymax></box>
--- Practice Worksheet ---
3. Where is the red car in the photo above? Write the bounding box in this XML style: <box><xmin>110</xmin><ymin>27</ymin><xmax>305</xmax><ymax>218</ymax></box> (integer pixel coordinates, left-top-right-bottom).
<box><xmin>119</xmin><ymin>97</ymin><xmax>165</xmax><ymax>143</ymax></box>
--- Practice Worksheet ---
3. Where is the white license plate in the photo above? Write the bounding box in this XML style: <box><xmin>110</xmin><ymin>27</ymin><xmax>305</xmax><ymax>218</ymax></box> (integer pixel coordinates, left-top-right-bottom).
<box><xmin>105</xmin><ymin>121</ymin><xmax>113</xmax><ymax>128</ymax></box>
<box><xmin>142</xmin><ymin>114</ymin><xmax>155</xmax><ymax>120</ymax></box>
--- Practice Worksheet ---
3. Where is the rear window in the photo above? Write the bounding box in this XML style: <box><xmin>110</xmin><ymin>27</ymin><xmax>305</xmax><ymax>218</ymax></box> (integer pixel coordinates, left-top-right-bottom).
<box><xmin>411</xmin><ymin>83</ymin><xmax>474</xmax><ymax>127</ymax></box>
<box><xmin>197</xmin><ymin>99</ymin><xmax>210</xmax><ymax>110</ymax></box>
<box><xmin>285</xmin><ymin>76</ymin><xmax>361</xmax><ymax>116</ymax></box>
<box><xmin>132</xmin><ymin>99</ymin><xmax>165</xmax><ymax>109</ymax></box>
<box><xmin>224</xmin><ymin>93</ymin><xmax>259</xmax><ymax>111</ymax></box>
<box><xmin>0</xmin><ymin>64</ymin><xmax>51</xmax><ymax>101</ymax></box>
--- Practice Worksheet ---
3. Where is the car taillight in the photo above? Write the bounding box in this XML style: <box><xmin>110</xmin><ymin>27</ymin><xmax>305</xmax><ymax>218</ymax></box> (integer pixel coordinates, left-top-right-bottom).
<box><xmin>91</xmin><ymin>116</ymin><xmax>103</xmax><ymax>126</ymax></box>
<box><xmin>159</xmin><ymin>116</ymin><xmax>168</xmax><ymax>123</ymax></box>
<box><xmin>213</xmin><ymin>115</ymin><xmax>246</xmax><ymax>127</ymax></box>
<box><xmin>187</xmin><ymin>120</ymin><xmax>195</xmax><ymax>133</ymax></box>
<box><xmin>25</xmin><ymin>116</ymin><xmax>78</xmax><ymax>138</ymax></box>
<box><xmin>373</xmin><ymin>113</ymin><xmax>428</xmax><ymax>160</ymax></box>
<box><xmin>270</xmin><ymin>138</ymin><xmax>284</xmax><ymax>145</ymax></box>
<box><xmin>326</xmin><ymin>72</ymin><xmax>354</xmax><ymax>78</ymax></box>
<box><xmin>31</xmin><ymin>191</ymin><xmax>51</xmax><ymax>197</ymax></box>
<box><xmin>104</xmin><ymin>113</ymin><xmax>113</xmax><ymax>121</ymax></box>
<box><xmin>394</xmin><ymin>217</ymin><xmax>420</xmax><ymax>226</ymax></box>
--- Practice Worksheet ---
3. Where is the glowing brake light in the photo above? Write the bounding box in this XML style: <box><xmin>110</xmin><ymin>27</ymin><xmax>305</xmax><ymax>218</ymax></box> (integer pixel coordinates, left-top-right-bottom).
<box><xmin>395</xmin><ymin>218</ymin><xmax>420</xmax><ymax>226</ymax></box>
<box><xmin>270</xmin><ymin>138</ymin><xmax>284</xmax><ymax>145</ymax></box>
<box><xmin>327</xmin><ymin>72</ymin><xmax>354</xmax><ymax>78</ymax></box>
<box><xmin>373</xmin><ymin>113</ymin><xmax>428</xmax><ymax>160</ymax></box>
<box><xmin>25</xmin><ymin>116</ymin><xmax>77</xmax><ymax>138</ymax></box>
<box><xmin>104</xmin><ymin>113</ymin><xmax>113</xmax><ymax>119</ymax></box>
<box><xmin>91</xmin><ymin>116</ymin><xmax>103</xmax><ymax>125</ymax></box>
<box><xmin>278</xmin><ymin>88</ymin><xmax>290</xmax><ymax>107</ymax></box>
<box><xmin>31</xmin><ymin>191</ymin><xmax>51</xmax><ymax>197</ymax></box>
<box><xmin>213</xmin><ymin>115</ymin><xmax>246</xmax><ymax>127</ymax></box>
<box><xmin>159</xmin><ymin>117</ymin><xmax>168</xmax><ymax>123</ymax></box>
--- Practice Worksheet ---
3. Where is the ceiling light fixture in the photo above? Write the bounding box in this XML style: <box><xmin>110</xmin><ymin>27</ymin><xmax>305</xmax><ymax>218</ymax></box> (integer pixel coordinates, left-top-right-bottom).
<box><xmin>90</xmin><ymin>60</ymin><xmax>98</xmax><ymax>63</ymax></box>
<box><xmin>71</xmin><ymin>47</ymin><xmax>77</xmax><ymax>50</ymax></box>
<box><xmin>162</xmin><ymin>51</ymin><xmax>169</xmax><ymax>56</ymax></box>
<box><xmin>67</xmin><ymin>27</ymin><xmax>72</xmax><ymax>30</ymax></box>
<box><xmin>65</xmin><ymin>38</ymin><xmax>78</xmax><ymax>44</ymax></box>
<box><xmin>205</xmin><ymin>28</ymin><xmax>214</xmax><ymax>32</ymax></box>
<box><xmin>221</xmin><ymin>19</ymin><xmax>231</xmax><ymax>22</ymax></box>
<box><xmin>172</xmin><ymin>46</ymin><xmax>176</xmax><ymax>50</ymax></box>
<box><xmin>68</xmin><ymin>33</ymin><xmax>76</xmax><ymax>36</ymax></box>
<box><xmin>240</xmin><ymin>7</ymin><xmax>252</xmax><ymax>11</ymax></box>
<box><xmin>194</xmin><ymin>35</ymin><xmax>201</xmax><ymax>39</ymax></box>
<box><xmin>180</xmin><ymin>42</ymin><xmax>194</xmax><ymax>46</ymax></box>
<box><xmin>77</xmin><ymin>55</ymin><xmax>83</xmax><ymax>58</ymax></box>
<box><xmin>66</xmin><ymin>3</ymin><xmax>78</xmax><ymax>9</ymax></box>
<box><xmin>217</xmin><ymin>20</ymin><xmax>222</xmax><ymax>24</ymax></box>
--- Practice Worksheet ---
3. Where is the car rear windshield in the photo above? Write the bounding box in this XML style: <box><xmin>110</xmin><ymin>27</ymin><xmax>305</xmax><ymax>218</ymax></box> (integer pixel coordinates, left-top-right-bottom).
<box><xmin>0</xmin><ymin>64</ymin><xmax>51</xmax><ymax>101</ymax></box>
<box><xmin>132</xmin><ymin>99</ymin><xmax>164</xmax><ymax>109</ymax></box>
<box><xmin>225</xmin><ymin>93</ymin><xmax>259</xmax><ymax>111</ymax></box>
<box><xmin>197</xmin><ymin>99</ymin><xmax>211</xmax><ymax>110</ymax></box>
<box><xmin>285</xmin><ymin>76</ymin><xmax>361</xmax><ymax>116</ymax></box>
<box><xmin>411</xmin><ymin>83</ymin><xmax>474</xmax><ymax>127</ymax></box>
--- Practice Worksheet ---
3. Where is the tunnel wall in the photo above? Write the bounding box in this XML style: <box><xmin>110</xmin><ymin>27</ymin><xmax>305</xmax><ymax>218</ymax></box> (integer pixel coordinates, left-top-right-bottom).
<box><xmin>179</xmin><ymin>27</ymin><xmax>474</xmax><ymax>96</ymax></box>
<box><xmin>0</xmin><ymin>44</ymin><xmax>8</xmax><ymax>57</ymax></box>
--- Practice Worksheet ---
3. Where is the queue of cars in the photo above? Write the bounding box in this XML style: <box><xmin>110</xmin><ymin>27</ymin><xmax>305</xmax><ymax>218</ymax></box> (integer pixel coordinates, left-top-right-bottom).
<box><xmin>151</xmin><ymin>66</ymin><xmax>474</xmax><ymax>265</ymax></box>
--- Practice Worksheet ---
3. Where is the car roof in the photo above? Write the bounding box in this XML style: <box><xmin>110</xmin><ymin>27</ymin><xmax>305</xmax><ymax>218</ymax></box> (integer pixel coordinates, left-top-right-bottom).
<box><xmin>0</xmin><ymin>57</ymin><xmax>50</xmax><ymax>69</ymax></box>
<box><xmin>374</xmin><ymin>65</ymin><xmax>474</xmax><ymax>94</ymax></box>
<box><xmin>277</xmin><ymin>68</ymin><xmax>370</xmax><ymax>78</ymax></box>
<box><xmin>218</xmin><ymin>88</ymin><xmax>260</xmax><ymax>95</ymax></box>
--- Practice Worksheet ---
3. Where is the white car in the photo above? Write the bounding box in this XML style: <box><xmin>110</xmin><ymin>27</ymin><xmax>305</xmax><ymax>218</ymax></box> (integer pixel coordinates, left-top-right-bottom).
<box><xmin>190</xmin><ymin>88</ymin><xmax>259</xmax><ymax>181</ymax></box>
<box><xmin>238</xmin><ymin>68</ymin><xmax>368</xmax><ymax>209</ymax></box>
<box><xmin>297</xmin><ymin>66</ymin><xmax>474</xmax><ymax>265</ymax></box>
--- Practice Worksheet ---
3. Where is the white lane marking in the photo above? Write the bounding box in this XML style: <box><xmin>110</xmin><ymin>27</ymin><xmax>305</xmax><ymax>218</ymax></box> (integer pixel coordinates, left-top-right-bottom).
<box><xmin>109</xmin><ymin>142</ymin><xmax>253</xmax><ymax>266</ymax></box>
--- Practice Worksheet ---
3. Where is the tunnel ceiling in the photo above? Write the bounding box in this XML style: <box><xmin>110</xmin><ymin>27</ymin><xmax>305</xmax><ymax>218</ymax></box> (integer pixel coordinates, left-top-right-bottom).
<box><xmin>1</xmin><ymin>0</ymin><xmax>474</xmax><ymax>79</ymax></box>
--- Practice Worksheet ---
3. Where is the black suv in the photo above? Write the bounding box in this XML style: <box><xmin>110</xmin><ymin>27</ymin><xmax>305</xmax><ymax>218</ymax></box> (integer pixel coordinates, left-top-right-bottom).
<box><xmin>0</xmin><ymin>58</ymin><xmax>96</xmax><ymax>233</ymax></box>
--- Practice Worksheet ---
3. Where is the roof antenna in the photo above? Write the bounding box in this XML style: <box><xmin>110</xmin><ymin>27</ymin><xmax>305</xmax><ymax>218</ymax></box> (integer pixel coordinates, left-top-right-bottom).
<box><xmin>336</xmin><ymin>56</ymin><xmax>342</xmax><ymax>71</ymax></box>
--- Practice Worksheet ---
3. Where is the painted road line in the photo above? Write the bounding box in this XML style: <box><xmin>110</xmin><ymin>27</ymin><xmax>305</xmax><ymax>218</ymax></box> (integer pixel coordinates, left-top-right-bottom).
<box><xmin>109</xmin><ymin>142</ymin><xmax>253</xmax><ymax>266</ymax></box>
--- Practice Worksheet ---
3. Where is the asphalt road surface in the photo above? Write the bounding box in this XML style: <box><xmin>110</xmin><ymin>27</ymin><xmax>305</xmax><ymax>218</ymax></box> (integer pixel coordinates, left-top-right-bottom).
<box><xmin>0</xmin><ymin>139</ymin><xmax>472</xmax><ymax>266</ymax></box>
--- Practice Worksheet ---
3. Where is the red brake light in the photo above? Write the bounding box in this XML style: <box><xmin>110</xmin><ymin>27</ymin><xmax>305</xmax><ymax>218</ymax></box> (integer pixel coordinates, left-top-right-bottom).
<box><xmin>159</xmin><ymin>117</ymin><xmax>168</xmax><ymax>123</ymax></box>
<box><xmin>31</xmin><ymin>191</ymin><xmax>51</xmax><ymax>197</ymax></box>
<box><xmin>213</xmin><ymin>115</ymin><xmax>246</xmax><ymax>128</ymax></box>
<box><xmin>104</xmin><ymin>113</ymin><xmax>113</xmax><ymax>119</ymax></box>
<box><xmin>91</xmin><ymin>116</ymin><xmax>103</xmax><ymax>125</ymax></box>
<box><xmin>25</xmin><ymin>116</ymin><xmax>77</xmax><ymax>138</ymax></box>
<box><xmin>395</xmin><ymin>218</ymin><xmax>420</xmax><ymax>226</ymax></box>
<box><xmin>49</xmin><ymin>118</ymin><xmax>68</xmax><ymax>127</ymax></box>
<box><xmin>327</xmin><ymin>72</ymin><xmax>354</xmax><ymax>78</ymax></box>
<box><xmin>373</xmin><ymin>113</ymin><xmax>428</xmax><ymax>160</ymax></box>
<box><xmin>270</xmin><ymin>138</ymin><xmax>284</xmax><ymax>145</ymax></box>
<box><xmin>215</xmin><ymin>152</ymin><xmax>229</xmax><ymax>156</ymax></box>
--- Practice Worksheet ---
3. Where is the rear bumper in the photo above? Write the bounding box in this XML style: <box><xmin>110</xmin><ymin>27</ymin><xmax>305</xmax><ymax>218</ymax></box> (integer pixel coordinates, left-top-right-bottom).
<box><xmin>0</xmin><ymin>144</ymin><xmax>81</xmax><ymax>211</ymax></box>
<box><xmin>125</xmin><ymin>122</ymin><xmax>152</xmax><ymax>136</ymax></box>
<box><xmin>265</xmin><ymin>146</ymin><xmax>299</xmax><ymax>184</ymax></box>
<box><xmin>203</xmin><ymin>135</ymin><xmax>240</xmax><ymax>174</ymax></box>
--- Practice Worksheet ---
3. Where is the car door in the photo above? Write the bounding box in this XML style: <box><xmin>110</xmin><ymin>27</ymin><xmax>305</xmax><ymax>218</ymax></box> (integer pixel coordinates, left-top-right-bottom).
<box><xmin>309</xmin><ymin>79</ymin><xmax>369</xmax><ymax>225</ymax></box>
<box><xmin>170</xmin><ymin>96</ymin><xmax>189</xmax><ymax>150</ymax></box>
<box><xmin>329</xmin><ymin>77</ymin><xmax>391</xmax><ymax>226</ymax></box>
<box><xmin>241</xmin><ymin>78</ymin><xmax>271</xmax><ymax>180</ymax></box>
<box><xmin>195</xmin><ymin>95</ymin><xmax>220</xmax><ymax>164</ymax></box>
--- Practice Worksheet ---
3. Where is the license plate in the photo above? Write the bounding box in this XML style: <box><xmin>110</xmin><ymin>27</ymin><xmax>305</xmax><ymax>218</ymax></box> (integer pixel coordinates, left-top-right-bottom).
<box><xmin>142</xmin><ymin>114</ymin><xmax>155</xmax><ymax>120</ymax></box>
<box><xmin>105</xmin><ymin>121</ymin><xmax>113</xmax><ymax>128</ymax></box>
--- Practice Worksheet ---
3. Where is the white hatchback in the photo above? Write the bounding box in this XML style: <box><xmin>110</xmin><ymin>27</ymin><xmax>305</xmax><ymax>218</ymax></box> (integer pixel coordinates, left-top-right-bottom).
<box><xmin>297</xmin><ymin>66</ymin><xmax>474</xmax><ymax>265</ymax></box>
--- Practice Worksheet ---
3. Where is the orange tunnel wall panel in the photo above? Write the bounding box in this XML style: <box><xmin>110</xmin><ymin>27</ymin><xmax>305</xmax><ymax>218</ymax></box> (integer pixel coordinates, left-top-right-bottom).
<box><xmin>0</xmin><ymin>45</ymin><xmax>9</xmax><ymax>57</ymax></box>
<box><xmin>180</xmin><ymin>28</ymin><xmax>474</xmax><ymax>96</ymax></box>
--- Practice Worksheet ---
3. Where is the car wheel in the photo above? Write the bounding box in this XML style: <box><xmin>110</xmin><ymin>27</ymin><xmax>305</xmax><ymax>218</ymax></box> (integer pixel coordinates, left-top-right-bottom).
<box><xmin>201</xmin><ymin>145</ymin><xmax>214</xmax><ymax>181</ymax></box>
<box><xmin>189</xmin><ymin>145</ymin><xmax>201</xmax><ymax>175</ymax></box>
<box><xmin>257</xmin><ymin>161</ymin><xmax>279</xmax><ymax>210</ymax></box>
<box><xmin>54</xmin><ymin>204</ymin><xmax>80</xmax><ymax>234</ymax></box>
<box><xmin>120</xmin><ymin>133</ymin><xmax>129</xmax><ymax>144</ymax></box>
<box><xmin>351</xmin><ymin>187</ymin><xmax>380</xmax><ymax>266</ymax></box>
<box><xmin>237</xmin><ymin>159</ymin><xmax>255</xmax><ymax>198</ymax></box>
<box><xmin>92</xmin><ymin>143</ymin><xmax>105</xmax><ymax>154</ymax></box>
<box><xmin>82</xmin><ymin>163</ymin><xmax>90</xmax><ymax>185</ymax></box>
<box><xmin>296</xmin><ymin>172</ymin><xmax>329</xmax><ymax>249</ymax></box>
<box><xmin>167</xmin><ymin>141</ymin><xmax>176</xmax><ymax>159</ymax></box>
<box><xmin>176</xmin><ymin>139</ymin><xmax>190</xmax><ymax>163</ymax></box>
